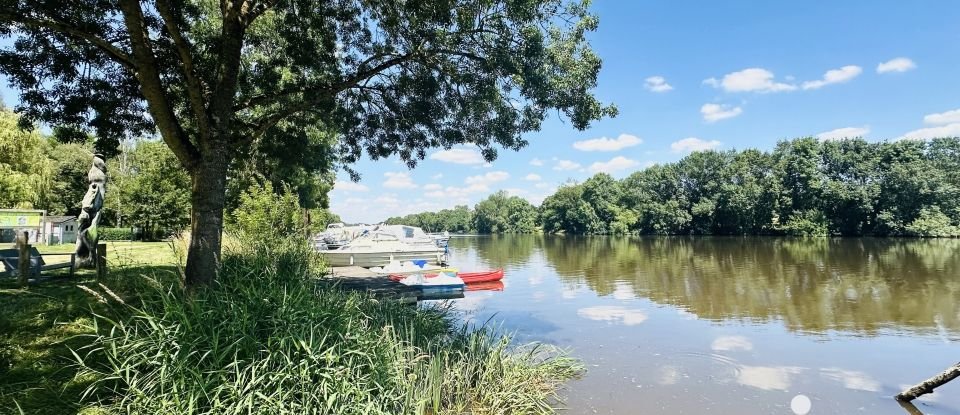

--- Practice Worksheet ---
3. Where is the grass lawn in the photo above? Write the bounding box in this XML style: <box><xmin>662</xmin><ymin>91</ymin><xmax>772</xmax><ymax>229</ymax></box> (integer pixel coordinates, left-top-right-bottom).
<box><xmin>0</xmin><ymin>241</ymin><xmax>179</xmax><ymax>415</ymax></box>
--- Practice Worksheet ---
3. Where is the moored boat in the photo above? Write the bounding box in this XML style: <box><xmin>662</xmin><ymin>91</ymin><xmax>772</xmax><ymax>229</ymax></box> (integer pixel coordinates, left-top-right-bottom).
<box><xmin>388</xmin><ymin>269</ymin><xmax>504</xmax><ymax>284</ymax></box>
<box><xmin>319</xmin><ymin>225</ymin><xmax>447</xmax><ymax>267</ymax></box>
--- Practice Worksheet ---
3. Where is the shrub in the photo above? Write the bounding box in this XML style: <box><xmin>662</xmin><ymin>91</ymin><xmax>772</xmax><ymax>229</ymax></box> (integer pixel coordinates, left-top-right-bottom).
<box><xmin>228</xmin><ymin>181</ymin><xmax>305</xmax><ymax>237</ymax></box>
<box><xmin>906</xmin><ymin>207</ymin><xmax>960</xmax><ymax>237</ymax></box>
<box><xmin>74</xmin><ymin>237</ymin><xmax>579</xmax><ymax>414</ymax></box>
<box><xmin>98</xmin><ymin>227</ymin><xmax>135</xmax><ymax>241</ymax></box>
<box><xmin>779</xmin><ymin>209</ymin><xmax>830</xmax><ymax>236</ymax></box>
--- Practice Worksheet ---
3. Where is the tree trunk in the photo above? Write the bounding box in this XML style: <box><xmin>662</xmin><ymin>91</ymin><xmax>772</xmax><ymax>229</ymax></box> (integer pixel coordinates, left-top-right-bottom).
<box><xmin>184</xmin><ymin>150</ymin><xmax>230</xmax><ymax>287</ymax></box>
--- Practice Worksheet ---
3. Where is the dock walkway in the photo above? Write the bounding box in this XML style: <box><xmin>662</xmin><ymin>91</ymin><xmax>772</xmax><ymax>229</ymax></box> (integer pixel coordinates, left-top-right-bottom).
<box><xmin>321</xmin><ymin>266</ymin><xmax>464</xmax><ymax>303</ymax></box>
<box><xmin>322</xmin><ymin>266</ymin><xmax>421</xmax><ymax>303</ymax></box>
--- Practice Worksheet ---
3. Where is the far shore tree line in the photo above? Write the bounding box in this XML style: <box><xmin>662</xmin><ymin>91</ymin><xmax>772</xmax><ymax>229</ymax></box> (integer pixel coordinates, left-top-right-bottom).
<box><xmin>387</xmin><ymin>136</ymin><xmax>960</xmax><ymax>238</ymax></box>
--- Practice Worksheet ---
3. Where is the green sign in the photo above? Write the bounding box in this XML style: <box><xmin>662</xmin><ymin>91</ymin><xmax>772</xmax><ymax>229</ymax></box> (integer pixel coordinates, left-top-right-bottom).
<box><xmin>0</xmin><ymin>211</ymin><xmax>42</xmax><ymax>228</ymax></box>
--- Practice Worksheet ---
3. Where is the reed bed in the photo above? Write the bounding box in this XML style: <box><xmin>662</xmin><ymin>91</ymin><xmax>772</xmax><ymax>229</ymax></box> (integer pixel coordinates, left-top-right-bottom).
<box><xmin>72</xmin><ymin>237</ymin><xmax>580</xmax><ymax>414</ymax></box>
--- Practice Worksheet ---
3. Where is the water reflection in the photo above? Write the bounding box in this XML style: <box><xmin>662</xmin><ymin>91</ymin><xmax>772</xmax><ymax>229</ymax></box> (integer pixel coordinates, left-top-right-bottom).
<box><xmin>450</xmin><ymin>235</ymin><xmax>960</xmax><ymax>414</ymax></box>
<box><xmin>469</xmin><ymin>235</ymin><xmax>960</xmax><ymax>335</ymax></box>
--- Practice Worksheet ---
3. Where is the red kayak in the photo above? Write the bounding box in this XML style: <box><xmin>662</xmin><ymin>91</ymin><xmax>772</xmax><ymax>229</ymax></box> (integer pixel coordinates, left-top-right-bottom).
<box><xmin>389</xmin><ymin>269</ymin><xmax>504</xmax><ymax>284</ymax></box>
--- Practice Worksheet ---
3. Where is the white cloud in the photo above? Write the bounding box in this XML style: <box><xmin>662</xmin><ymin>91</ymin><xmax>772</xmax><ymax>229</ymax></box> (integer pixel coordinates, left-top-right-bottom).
<box><xmin>529</xmin><ymin>158</ymin><xmax>544</xmax><ymax>166</ymax></box>
<box><xmin>711</xmin><ymin>335</ymin><xmax>754</xmax><ymax>351</ymax></box>
<box><xmin>820</xmin><ymin>368</ymin><xmax>881</xmax><ymax>392</ymax></box>
<box><xmin>374</xmin><ymin>194</ymin><xmax>400</xmax><ymax>206</ymax></box>
<box><xmin>423</xmin><ymin>183</ymin><xmax>442</xmax><ymax>191</ymax></box>
<box><xmin>429</xmin><ymin>148</ymin><xmax>484</xmax><ymax>165</ymax></box>
<box><xmin>816</xmin><ymin>126</ymin><xmax>870</xmax><ymax>141</ymax></box>
<box><xmin>644</xmin><ymin>76</ymin><xmax>673</xmax><ymax>92</ymax></box>
<box><xmin>898</xmin><ymin>123</ymin><xmax>960</xmax><ymax>141</ymax></box>
<box><xmin>704</xmin><ymin>68</ymin><xmax>797</xmax><ymax>93</ymax></box>
<box><xmin>588</xmin><ymin>156</ymin><xmax>640</xmax><ymax>174</ymax></box>
<box><xmin>737</xmin><ymin>366</ymin><xmax>805</xmax><ymax>391</ymax></box>
<box><xmin>701</xmin><ymin>103</ymin><xmax>743</xmax><ymax>122</ymax></box>
<box><xmin>431</xmin><ymin>173</ymin><xmax>443</xmax><ymax>180</ymax></box>
<box><xmin>504</xmin><ymin>188</ymin><xmax>528</xmax><ymax>197</ymax></box>
<box><xmin>382</xmin><ymin>172</ymin><xmax>417</xmax><ymax>189</ymax></box>
<box><xmin>573</xmin><ymin>133</ymin><xmax>642</xmax><ymax>152</ymax></box>
<box><xmin>333</xmin><ymin>180</ymin><xmax>369</xmax><ymax>192</ymax></box>
<box><xmin>534</xmin><ymin>182</ymin><xmax>553</xmax><ymax>189</ymax></box>
<box><xmin>801</xmin><ymin>65</ymin><xmax>862</xmax><ymax>90</ymax></box>
<box><xmin>465</xmin><ymin>171</ymin><xmax>509</xmax><ymax>185</ymax></box>
<box><xmin>553</xmin><ymin>160</ymin><xmax>582</xmax><ymax>171</ymax></box>
<box><xmin>525</xmin><ymin>173</ymin><xmax>542</xmax><ymax>181</ymax></box>
<box><xmin>877</xmin><ymin>57</ymin><xmax>916</xmax><ymax>74</ymax></box>
<box><xmin>923</xmin><ymin>108</ymin><xmax>960</xmax><ymax>125</ymax></box>
<box><xmin>577</xmin><ymin>306</ymin><xmax>648</xmax><ymax>326</ymax></box>
<box><xmin>671</xmin><ymin>137</ymin><xmax>721</xmax><ymax>153</ymax></box>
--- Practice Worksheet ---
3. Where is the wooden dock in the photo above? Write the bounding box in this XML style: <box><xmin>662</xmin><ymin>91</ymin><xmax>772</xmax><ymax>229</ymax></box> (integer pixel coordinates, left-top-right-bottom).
<box><xmin>322</xmin><ymin>266</ymin><xmax>421</xmax><ymax>303</ymax></box>
<box><xmin>321</xmin><ymin>266</ymin><xmax>464</xmax><ymax>303</ymax></box>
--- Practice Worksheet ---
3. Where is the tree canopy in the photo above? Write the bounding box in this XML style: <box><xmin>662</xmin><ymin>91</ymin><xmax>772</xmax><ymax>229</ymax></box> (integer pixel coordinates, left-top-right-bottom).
<box><xmin>1</xmin><ymin>0</ymin><xmax>614</xmax><ymax>285</ymax></box>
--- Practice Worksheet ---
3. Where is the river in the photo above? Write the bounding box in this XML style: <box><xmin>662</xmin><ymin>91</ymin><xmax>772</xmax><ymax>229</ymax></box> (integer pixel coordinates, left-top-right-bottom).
<box><xmin>442</xmin><ymin>235</ymin><xmax>960</xmax><ymax>415</ymax></box>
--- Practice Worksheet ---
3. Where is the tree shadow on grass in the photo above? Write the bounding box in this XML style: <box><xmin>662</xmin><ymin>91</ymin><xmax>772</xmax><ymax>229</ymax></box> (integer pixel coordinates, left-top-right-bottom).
<box><xmin>0</xmin><ymin>264</ymin><xmax>180</xmax><ymax>414</ymax></box>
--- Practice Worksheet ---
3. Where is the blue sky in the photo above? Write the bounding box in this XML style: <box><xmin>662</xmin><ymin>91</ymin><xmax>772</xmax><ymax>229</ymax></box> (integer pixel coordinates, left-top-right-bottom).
<box><xmin>328</xmin><ymin>1</ymin><xmax>960</xmax><ymax>223</ymax></box>
<box><xmin>3</xmin><ymin>1</ymin><xmax>960</xmax><ymax>223</ymax></box>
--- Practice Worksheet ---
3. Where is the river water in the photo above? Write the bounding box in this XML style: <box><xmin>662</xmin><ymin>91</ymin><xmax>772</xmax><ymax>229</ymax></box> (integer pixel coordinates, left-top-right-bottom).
<box><xmin>442</xmin><ymin>235</ymin><xmax>960</xmax><ymax>415</ymax></box>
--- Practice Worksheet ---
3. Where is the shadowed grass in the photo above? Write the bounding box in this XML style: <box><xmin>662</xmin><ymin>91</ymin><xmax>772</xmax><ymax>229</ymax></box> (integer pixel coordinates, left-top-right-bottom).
<box><xmin>0</xmin><ymin>240</ymin><xmax>181</xmax><ymax>415</ymax></box>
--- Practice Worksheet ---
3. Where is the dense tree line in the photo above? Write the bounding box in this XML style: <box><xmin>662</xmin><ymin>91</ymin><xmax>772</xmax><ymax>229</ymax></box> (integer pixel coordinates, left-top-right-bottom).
<box><xmin>385</xmin><ymin>191</ymin><xmax>539</xmax><ymax>234</ymax></box>
<box><xmin>389</xmin><ymin>137</ymin><xmax>960</xmax><ymax>237</ymax></box>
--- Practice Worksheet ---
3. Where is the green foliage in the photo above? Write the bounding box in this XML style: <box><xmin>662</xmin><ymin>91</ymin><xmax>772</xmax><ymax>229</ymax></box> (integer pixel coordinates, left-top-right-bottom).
<box><xmin>112</xmin><ymin>141</ymin><xmax>191</xmax><ymax>239</ymax></box>
<box><xmin>73</xmin><ymin>237</ymin><xmax>580</xmax><ymax>414</ymax></box>
<box><xmin>99</xmin><ymin>227</ymin><xmax>135</xmax><ymax>241</ymax></box>
<box><xmin>396</xmin><ymin>137</ymin><xmax>960</xmax><ymax>238</ymax></box>
<box><xmin>474</xmin><ymin>191</ymin><xmax>539</xmax><ymax>233</ymax></box>
<box><xmin>905</xmin><ymin>207</ymin><xmax>960</xmax><ymax>237</ymax></box>
<box><xmin>0</xmin><ymin>107</ymin><xmax>53</xmax><ymax>209</ymax></box>
<box><xmin>386</xmin><ymin>205</ymin><xmax>476</xmax><ymax>233</ymax></box>
<box><xmin>228</xmin><ymin>181</ymin><xmax>305</xmax><ymax>237</ymax></box>
<box><xmin>778</xmin><ymin>209</ymin><xmax>831</xmax><ymax>236</ymax></box>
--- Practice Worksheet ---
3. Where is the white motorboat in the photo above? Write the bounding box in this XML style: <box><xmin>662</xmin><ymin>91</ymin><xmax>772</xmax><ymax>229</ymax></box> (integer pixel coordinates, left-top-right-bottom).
<box><xmin>427</xmin><ymin>231</ymin><xmax>450</xmax><ymax>248</ymax></box>
<box><xmin>319</xmin><ymin>225</ymin><xmax>447</xmax><ymax>267</ymax></box>
<box><xmin>313</xmin><ymin>223</ymin><xmax>373</xmax><ymax>250</ymax></box>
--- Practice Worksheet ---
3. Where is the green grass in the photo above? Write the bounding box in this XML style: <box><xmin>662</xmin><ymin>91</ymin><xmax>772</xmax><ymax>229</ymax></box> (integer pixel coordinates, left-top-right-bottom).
<box><xmin>1</xmin><ymin>241</ymin><xmax>181</xmax><ymax>415</ymax></box>
<box><xmin>1</xmin><ymin>238</ymin><xmax>579</xmax><ymax>414</ymax></box>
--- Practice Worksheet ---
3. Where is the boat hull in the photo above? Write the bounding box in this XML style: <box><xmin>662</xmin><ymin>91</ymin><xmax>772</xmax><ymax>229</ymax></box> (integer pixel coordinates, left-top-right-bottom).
<box><xmin>388</xmin><ymin>269</ymin><xmax>504</xmax><ymax>284</ymax></box>
<box><xmin>320</xmin><ymin>249</ymin><xmax>447</xmax><ymax>268</ymax></box>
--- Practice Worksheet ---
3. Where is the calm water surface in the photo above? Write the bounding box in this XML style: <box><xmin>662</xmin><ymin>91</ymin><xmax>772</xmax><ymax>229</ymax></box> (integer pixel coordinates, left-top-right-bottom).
<box><xmin>442</xmin><ymin>236</ymin><xmax>960</xmax><ymax>415</ymax></box>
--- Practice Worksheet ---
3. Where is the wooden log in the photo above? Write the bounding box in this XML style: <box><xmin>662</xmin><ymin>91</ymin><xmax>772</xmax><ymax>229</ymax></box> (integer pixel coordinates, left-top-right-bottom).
<box><xmin>17</xmin><ymin>231</ymin><xmax>30</xmax><ymax>287</ymax></box>
<box><xmin>895</xmin><ymin>362</ymin><xmax>960</xmax><ymax>402</ymax></box>
<box><xmin>96</xmin><ymin>243</ymin><xmax>107</xmax><ymax>280</ymax></box>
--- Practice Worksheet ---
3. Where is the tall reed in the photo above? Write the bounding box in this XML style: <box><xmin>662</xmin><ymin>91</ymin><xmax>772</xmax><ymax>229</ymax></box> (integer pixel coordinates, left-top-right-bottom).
<box><xmin>74</xmin><ymin>237</ymin><xmax>580</xmax><ymax>414</ymax></box>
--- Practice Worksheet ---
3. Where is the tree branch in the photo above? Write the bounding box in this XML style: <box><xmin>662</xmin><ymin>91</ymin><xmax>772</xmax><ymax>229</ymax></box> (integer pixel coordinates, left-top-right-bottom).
<box><xmin>0</xmin><ymin>12</ymin><xmax>136</xmax><ymax>70</ymax></box>
<box><xmin>208</xmin><ymin>0</ymin><xmax>246</xmax><ymax>141</ymax></box>
<box><xmin>155</xmin><ymin>0</ymin><xmax>211</xmax><ymax>140</ymax></box>
<box><xmin>117</xmin><ymin>0</ymin><xmax>201</xmax><ymax>170</ymax></box>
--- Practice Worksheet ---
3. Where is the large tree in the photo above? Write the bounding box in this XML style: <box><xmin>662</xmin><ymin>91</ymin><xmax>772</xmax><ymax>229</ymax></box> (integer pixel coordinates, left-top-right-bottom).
<box><xmin>0</xmin><ymin>0</ymin><xmax>614</xmax><ymax>286</ymax></box>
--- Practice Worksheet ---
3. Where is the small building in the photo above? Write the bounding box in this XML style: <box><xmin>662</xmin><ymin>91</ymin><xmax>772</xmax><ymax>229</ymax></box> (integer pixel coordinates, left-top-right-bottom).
<box><xmin>0</xmin><ymin>209</ymin><xmax>45</xmax><ymax>244</ymax></box>
<box><xmin>44</xmin><ymin>215</ymin><xmax>78</xmax><ymax>245</ymax></box>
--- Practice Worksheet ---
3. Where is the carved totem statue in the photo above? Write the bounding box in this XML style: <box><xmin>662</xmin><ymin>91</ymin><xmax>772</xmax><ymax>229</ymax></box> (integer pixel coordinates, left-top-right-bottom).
<box><xmin>76</xmin><ymin>153</ymin><xmax>107</xmax><ymax>268</ymax></box>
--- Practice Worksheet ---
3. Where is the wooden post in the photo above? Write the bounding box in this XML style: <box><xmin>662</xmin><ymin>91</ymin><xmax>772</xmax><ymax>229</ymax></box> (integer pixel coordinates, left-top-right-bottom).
<box><xmin>96</xmin><ymin>242</ymin><xmax>107</xmax><ymax>280</ymax></box>
<box><xmin>895</xmin><ymin>362</ymin><xmax>960</xmax><ymax>402</ymax></box>
<box><xmin>17</xmin><ymin>231</ymin><xmax>30</xmax><ymax>287</ymax></box>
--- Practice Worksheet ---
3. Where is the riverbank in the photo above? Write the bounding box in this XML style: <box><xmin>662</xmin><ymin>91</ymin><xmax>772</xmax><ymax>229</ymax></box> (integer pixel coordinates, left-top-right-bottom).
<box><xmin>1</xmin><ymin>239</ymin><xmax>579</xmax><ymax>414</ymax></box>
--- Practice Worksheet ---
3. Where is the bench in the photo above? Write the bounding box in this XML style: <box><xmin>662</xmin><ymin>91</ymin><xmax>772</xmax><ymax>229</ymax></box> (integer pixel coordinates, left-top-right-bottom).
<box><xmin>0</xmin><ymin>247</ymin><xmax>76</xmax><ymax>278</ymax></box>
